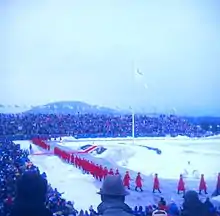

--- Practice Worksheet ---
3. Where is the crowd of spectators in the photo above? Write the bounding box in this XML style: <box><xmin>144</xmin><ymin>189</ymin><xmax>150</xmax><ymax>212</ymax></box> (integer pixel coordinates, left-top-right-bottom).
<box><xmin>0</xmin><ymin>140</ymin><xmax>81</xmax><ymax>216</ymax></box>
<box><xmin>0</xmin><ymin>113</ymin><xmax>210</xmax><ymax>140</ymax></box>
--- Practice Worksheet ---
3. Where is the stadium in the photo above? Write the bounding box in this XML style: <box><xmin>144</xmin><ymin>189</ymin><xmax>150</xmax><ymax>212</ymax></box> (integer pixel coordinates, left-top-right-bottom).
<box><xmin>2</xmin><ymin>1</ymin><xmax>220</xmax><ymax>216</ymax></box>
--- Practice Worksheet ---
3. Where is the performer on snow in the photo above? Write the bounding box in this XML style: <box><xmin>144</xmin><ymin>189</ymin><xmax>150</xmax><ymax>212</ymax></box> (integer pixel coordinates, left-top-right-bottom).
<box><xmin>103</xmin><ymin>167</ymin><xmax>108</xmax><ymax>179</ymax></box>
<box><xmin>94</xmin><ymin>164</ymin><xmax>100</xmax><ymax>180</ymax></box>
<box><xmin>135</xmin><ymin>172</ymin><xmax>143</xmax><ymax>192</ymax></box>
<box><xmin>71</xmin><ymin>154</ymin><xmax>75</xmax><ymax>165</ymax></box>
<box><xmin>115</xmin><ymin>169</ymin><xmax>119</xmax><ymax>175</ymax></box>
<box><xmin>98</xmin><ymin>165</ymin><xmax>103</xmax><ymax>181</ymax></box>
<box><xmin>153</xmin><ymin>173</ymin><xmax>161</xmax><ymax>193</ymax></box>
<box><xmin>123</xmin><ymin>171</ymin><xmax>131</xmax><ymax>189</ymax></box>
<box><xmin>199</xmin><ymin>174</ymin><xmax>208</xmax><ymax>194</ymax></box>
<box><xmin>212</xmin><ymin>173</ymin><xmax>220</xmax><ymax>197</ymax></box>
<box><xmin>29</xmin><ymin>144</ymin><xmax>33</xmax><ymax>154</ymax></box>
<box><xmin>214</xmin><ymin>173</ymin><xmax>220</xmax><ymax>196</ymax></box>
<box><xmin>108</xmin><ymin>168</ymin><xmax>114</xmax><ymax>175</ymax></box>
<box><xmin>177</xmin><ymin>174</ymin><xmax>185</xmax><ymax>194</ymax></box>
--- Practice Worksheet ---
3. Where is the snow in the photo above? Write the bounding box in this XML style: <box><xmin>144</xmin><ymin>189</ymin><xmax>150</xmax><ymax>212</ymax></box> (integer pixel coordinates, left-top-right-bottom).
<box><xmin>58</xmin><ymin>135</ymin><xmax>220</xmax><ymax>142</ymax></box>
<box><xmin>30</xmin><ymin>156</ymin><xmax>100</xmax><ymax>210</ymax></box>
<box><xmin>59</xmin><ymin>138</ymin><xmax>220</xmax><ymax>181</ymax></box>
<box><xmin>15</xmin><ymin>137</ymin><xmax>220</xmax><ymax>209</ymax></box>
<box><xmin>14</xmin><ymin>141</ymin><xmax>101</xmax><ymax>210</ymax></box>
<box><xmin>17</xmin><ymin>140</ymin><xmax>44</xmax><ymax>154</ymax></box>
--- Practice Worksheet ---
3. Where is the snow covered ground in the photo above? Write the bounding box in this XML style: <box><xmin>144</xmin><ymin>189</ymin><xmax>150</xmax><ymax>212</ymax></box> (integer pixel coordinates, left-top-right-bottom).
<box><xmin>14</xmin><ymin>137</ymin><xmax>220</xmax><ymax>210</ymax></box>
<box><xmin>58</xmin><ymin>137</ymin><xmax>220</xmax><ymax>180</ymax></box>
<box><xmin>15</xmin><ymin>140</ymin><xmax>101</xmax><ymax>210</ymax></box>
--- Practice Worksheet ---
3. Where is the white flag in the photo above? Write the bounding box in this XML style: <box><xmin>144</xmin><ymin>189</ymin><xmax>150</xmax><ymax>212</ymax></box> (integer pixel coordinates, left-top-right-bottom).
<box><xmin>134</xmin><ymin>69</ymin><xmax>143</xmax><ymax>79</ymax></box>
<box><xmin>128</xmin><ymin>106</ymin><xmax>133</xmax><ymax>111</ymax></box>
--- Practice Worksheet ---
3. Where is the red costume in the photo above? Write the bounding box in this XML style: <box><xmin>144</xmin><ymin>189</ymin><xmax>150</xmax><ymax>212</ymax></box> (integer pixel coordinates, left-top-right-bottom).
<box><xmin>199</xmin><ymin>174</ymin><xmax>207</xmax><ymax>194</ymax></box>
<box><xmin>103</xmin><ymin>167</ymin><xmax>108</xmax><ymax>178</ymax></box>
<box><xmin>153</xmin><ymin>174</ymin><xmax>160</xmax><ymax>189</ymax></box>
<box><xmin>109</xmin><ymin>168</ymin><xmax>114</xmax><ymax>175</ymax></box>
<box><xmin>98</xmin><ymin>165</ymin><xmax>104</xmax><ymax>181</ymax></box>
<box><xmin>153</xmin><ymin>174</ymin><xmax>161</xmax><ymax>193</ymax></box>
<box><xmin>95</xmin><ymin>164</ymin><xmax>100</xmax><ymax>179</ymax></box>
<box><xmin>71</xmin><ymin>154</ymin><xmax>75</xmax><ymax>164</ymax></box>
<box><xmin>135</xmin><ymin>172</ymin><xmax>143</xmax><ymax>191</ymax></box>
<box><xmin>177</xmin><ymin>174</ymin><xmax>185</xmax><ymax>193</ymax></box>
<box><xmin>123</xmin><ymin>171</ymin><xmax>131</xmax><ymax>189</ymax></box>
<box><xmin>75</xmin><ymin>156</ymin><xmax>79</xmax><ymax>168</ymax></box>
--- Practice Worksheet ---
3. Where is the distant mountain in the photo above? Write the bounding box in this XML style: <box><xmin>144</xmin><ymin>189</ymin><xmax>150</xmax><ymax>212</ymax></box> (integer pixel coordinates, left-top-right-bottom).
<box><xmin>0</xmin><ymin>102</ymin><xmax>219</xmax><ymax>120</ymax></box>
<box><xmin>25</xmin><ymin>101</ymin><xmax>120</xmax><ymax>115</ymax></box>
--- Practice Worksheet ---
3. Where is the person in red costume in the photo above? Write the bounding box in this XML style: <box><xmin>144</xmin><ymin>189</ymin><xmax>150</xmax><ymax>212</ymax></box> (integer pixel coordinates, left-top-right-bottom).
<box><xmin>103</xmin><ymin>167</ymin><xmax>108</xmax><ymax>179</ymax></box>
<box><xmin>199</xmin><ymin>174</ymin><xmax>208</xmax><ymax>194</ymax></box>
<box><xmin>177</xmin><ymin>174</ymin><xmax>185</xmax><ymax>194</ymax></box>
<box><xmin>75</xmin><ymin>156</ymin><xmax>79</xmax><ymax>168</ymax></box>
<box><xmin>153</xmin><ymin>173</ymin><xmax>161</xmax><ymax>193</ymax></box>
<box><xmin>98</xmin><ymin>165</ymin><xmax>104</xmax><ymax>181</ymax></box>
<box><xmin>94</xmin><ymin>164</ymin><xmax>100</xmax><ymax>180</ymax></box>
<box><xmin>108</xmin><ymin>168</ymin><xmax>114</xmax><ymax>175</ymax></box>
<box><xmin>123</xmin><ymin>171</ymin><xmax>131</xmax><ymax>189</ymax></box>
<box><xmin>71</xmin><ymin>154</ymin><xmax>75</xmax><ymax>165</ymax></box>
<box><xmin>115</xmin><ymin>169</ymin><xmax>119</xmax><ymax>175</ymax></box>
<box><xmin>135</xmin><ymin>172</ymin><xmax>143</xmax><ymax>192</ymax></box>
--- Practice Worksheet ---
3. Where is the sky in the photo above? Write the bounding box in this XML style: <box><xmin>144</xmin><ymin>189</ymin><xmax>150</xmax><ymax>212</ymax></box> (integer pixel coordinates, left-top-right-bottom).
<box><xmin>1</xmin><ymin>0</ymin><xmax>220</xmax><ymax>116</ymax></box>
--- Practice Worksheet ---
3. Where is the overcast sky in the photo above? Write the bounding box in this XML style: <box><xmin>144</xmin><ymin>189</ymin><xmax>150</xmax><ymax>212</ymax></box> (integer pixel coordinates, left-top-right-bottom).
<box><xmin>1</xmin><ymin>0</ymin><xmax>220</xmax><ymax>116</ymax></box>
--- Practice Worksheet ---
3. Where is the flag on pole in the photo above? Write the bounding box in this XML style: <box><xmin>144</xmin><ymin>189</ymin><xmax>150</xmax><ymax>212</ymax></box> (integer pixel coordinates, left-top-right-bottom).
<box><xmin>134</xmin><ymin>69</ymin><xmax>143</xmax><ymax>80</ymax></box>
<box><xmin>134</xmin><ymin>69</ymin><xmax>148</xmax><ymax>89</ymax></box>
<box><xmin>136</xmin><ymin>69</ymin><xmax>143</xmax><ymax>76</ymax></box>
<box><xmin>134</xmin><ymin>69</ymin><xmax>149</xmax><ymax>90</ymax></box>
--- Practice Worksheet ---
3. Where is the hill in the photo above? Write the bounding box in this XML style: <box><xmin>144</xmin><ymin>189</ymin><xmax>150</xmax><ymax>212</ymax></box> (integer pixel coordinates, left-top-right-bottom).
<box><xmin>25</xmin><ymin>101</ymin><xmax>120</xmax><ymax>115</ymax></box>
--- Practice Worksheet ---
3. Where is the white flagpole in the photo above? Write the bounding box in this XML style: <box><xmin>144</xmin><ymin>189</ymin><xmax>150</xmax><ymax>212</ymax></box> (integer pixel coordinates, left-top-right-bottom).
<box><xmin>131</xmin><ymin>68</ymin><xmax>140</xmax><ymax>145</ymax></box>
<box><xmin>132</xmin><ymin>109</ymin><xmax>135</xmax><ymax>145</ymax></box>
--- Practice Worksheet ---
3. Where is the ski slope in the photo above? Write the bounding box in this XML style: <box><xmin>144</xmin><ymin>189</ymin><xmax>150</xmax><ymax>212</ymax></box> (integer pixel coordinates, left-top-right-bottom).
<box><xmin>15</xmin><ymin>137</ymin><xmax>220</xmax><ymax>210</ymax></box>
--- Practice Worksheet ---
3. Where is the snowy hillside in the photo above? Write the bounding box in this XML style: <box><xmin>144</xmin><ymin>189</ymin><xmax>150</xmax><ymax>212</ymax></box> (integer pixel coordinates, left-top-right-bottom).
<box><xmin>0</xmin><ymin>101</ymin><xmax>121</xmax><ymax>115</ymax></box>
<box><xmin>28</xmin><ymin>101</ymin><xmax>121</xmax><ymax>114</ymax></box>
